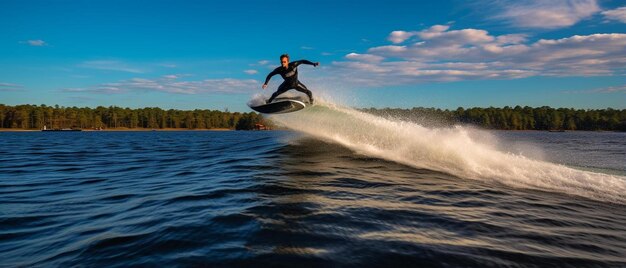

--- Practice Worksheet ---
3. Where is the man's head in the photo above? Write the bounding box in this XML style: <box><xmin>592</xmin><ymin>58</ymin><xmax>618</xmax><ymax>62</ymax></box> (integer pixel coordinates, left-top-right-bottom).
<box><xmin>280</xmin><ymin>54</ymin><xmax>289</xmax><ymax>68</ymax></box>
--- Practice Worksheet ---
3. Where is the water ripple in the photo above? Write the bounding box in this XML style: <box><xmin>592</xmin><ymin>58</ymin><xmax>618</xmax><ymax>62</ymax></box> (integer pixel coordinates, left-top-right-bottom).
<box><xmin>0</xmin><ymin>131</ymin><xmax>625</xmax><ymax>267</ymax></box>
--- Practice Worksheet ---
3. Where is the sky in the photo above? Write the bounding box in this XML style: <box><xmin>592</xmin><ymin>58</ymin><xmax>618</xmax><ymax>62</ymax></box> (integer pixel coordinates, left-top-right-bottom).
<box><xmin>1</xmin><ymin>0</ymin><xmax>625</xmax><ymax>111</ymax></box>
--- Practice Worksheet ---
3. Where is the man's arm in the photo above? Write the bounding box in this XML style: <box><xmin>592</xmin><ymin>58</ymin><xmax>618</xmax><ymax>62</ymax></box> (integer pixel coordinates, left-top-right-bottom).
<box><xmin>262</xmin><ymin>68</ymin><xmax>280</xmax><ymax>89</ymax></box>
<box><xmin>293</xmin><ymin>60</ymin><xmax>320</xmax><ymax>67</ymax></box>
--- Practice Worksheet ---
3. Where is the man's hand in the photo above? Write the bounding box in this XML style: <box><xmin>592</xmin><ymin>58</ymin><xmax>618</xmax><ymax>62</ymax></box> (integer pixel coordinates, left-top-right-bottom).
<box><xmin>314</xmin><ymin>62</ymin><xmax>320</xmax><ymax>67</ymax></box>
<box><xmin>262</xmin><ymin>84</ymin><xmax>267</xmax><ymax>89</ymax></box>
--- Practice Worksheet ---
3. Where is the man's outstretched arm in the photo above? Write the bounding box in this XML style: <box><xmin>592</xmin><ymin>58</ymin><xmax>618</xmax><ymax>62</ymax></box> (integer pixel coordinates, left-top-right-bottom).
<box><xmin>293</xmin><ymin>60</ymin><xmax>320</xmax><ymax>67</ymax></box>
<box><xmin>262</xmin><ymin>68</ymin><xmax>280</xmax><ymax>89</ymax></box>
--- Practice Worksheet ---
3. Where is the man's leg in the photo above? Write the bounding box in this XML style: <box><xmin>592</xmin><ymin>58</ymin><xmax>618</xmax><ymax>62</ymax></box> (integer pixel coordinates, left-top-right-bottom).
<box><xmin>295</xmin><ymin>81</ymin><xmax>314</xmax><ymax>104</ymax></box>
<box><xmin>267</xmin><ymin>82</ymin><xmax>290</xmax><ymax>103</ymax></box>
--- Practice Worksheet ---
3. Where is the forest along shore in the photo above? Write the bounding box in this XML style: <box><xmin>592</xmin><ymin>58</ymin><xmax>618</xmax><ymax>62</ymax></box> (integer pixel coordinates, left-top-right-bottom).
<box><xmin>1</xmin><ymin>104</ymin><xmax>625</xmax><ymax>131</ymax></box>
<box><xmin>0</xmin><ymin>128</ymin><xmax>235</xmax><ymax>132</ymax></box>
<box><xmin>362</xmin><ymin>106</ymin><xmax>626</xmax><ymax>131</ymax></box>
<box><xmin>0</xmin><ymin>104</ymin><xmax>267</xmax><ymax>130</ymax></box>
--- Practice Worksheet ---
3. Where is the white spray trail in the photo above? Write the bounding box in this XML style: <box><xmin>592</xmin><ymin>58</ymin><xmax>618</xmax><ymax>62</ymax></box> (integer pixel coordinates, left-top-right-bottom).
<box><xmin>270</xmin><ymin>102</ymin><xmax>626</xmax><ymax>204</ymax></box>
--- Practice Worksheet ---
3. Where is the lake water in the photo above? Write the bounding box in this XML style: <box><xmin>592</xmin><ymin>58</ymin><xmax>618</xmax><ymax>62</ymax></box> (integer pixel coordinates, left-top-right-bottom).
<box><xmin>1</xmin><ymin>105</ymin><xmax>626</xmax><ymax>267</ymax></box>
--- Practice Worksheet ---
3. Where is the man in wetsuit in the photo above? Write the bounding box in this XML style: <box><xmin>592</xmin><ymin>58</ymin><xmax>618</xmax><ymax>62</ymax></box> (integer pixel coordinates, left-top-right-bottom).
<box><xmin>262</xmin><ymin>54</ymin><xmax>319</xmax><ymax>104</ymax></box>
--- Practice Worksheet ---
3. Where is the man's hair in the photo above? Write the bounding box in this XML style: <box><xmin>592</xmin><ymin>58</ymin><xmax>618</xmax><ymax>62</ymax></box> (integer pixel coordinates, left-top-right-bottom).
<box><xmin>280</xmin><ymin>54</ymin><xmax>289</xmax><ymax>61</ymax></box>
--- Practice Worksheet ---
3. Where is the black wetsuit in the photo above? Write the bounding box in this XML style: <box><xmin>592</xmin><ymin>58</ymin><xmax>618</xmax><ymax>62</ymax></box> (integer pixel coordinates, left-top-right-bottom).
<box><xmin>264</xmin><ymin>60</ymin><xmax>316</xmax><ymax>103</ymax></box>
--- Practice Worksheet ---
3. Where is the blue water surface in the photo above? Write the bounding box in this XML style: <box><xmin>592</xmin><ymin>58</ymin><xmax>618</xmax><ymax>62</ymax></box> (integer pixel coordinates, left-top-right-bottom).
<box><xmin>1</xmin><ymin>131</ymin><xmax>625</xmax><ymax>267</ymax></box>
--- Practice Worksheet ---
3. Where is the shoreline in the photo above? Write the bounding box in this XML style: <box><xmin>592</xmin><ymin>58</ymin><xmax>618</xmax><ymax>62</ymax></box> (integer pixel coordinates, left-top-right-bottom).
<box><xmin>0</xmin><ymin>128</ymin><xmax>622</xmax><ymax>133</ymax></box>
<box><xmin>0</xmin><ymin>128</ymin><xmax>235</xmax><ymax>132</ymax></box>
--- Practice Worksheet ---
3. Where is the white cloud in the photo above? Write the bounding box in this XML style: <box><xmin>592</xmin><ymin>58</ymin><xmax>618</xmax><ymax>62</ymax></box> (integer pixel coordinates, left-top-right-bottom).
<box><xmin>345</xmin><ymin>53</ymin><xmax>385</xmax><ymax>63</ymax></box>
<box><xmin>386</xmin><ymin>26</ymin><xmax>452</xmax><ymax>43</ymax></box>
<box><xmin>63</xmin><ymin>75</ymin><xmax>259</xmax><ymax>95</ymax></box>
<box><xmin>602</xmin><ymin>7</ymin><xmax>626</xmax><ymax>23</ymax></box>
<box><xmin>244</xmin><ymin>69</ymin><xmax>258</xmax><ymax>75</ymax></box>
<box><xmin>79</xmin><ymin>60</ymin><xmax>145</xmax><ymax>73</ymax></box>
<box><xmin>163</xmin><ymin>75</ymin><xmax>179</xmax><ymax>79</ymax></box>
<box><xmin>330</xmin><ymin>25</ymin><xmax>626</xmax><ymax>86</ymax></box>
<box><xmin>0</xmin><ymin>82</ymin><xmax>23</xmax><ymax>91</ymax></box>
<box><xmin>496</xmin><ymin>34</ymin><xmax>528</xmax><ymax>44</ymax></box>
<box><xmin>301</xmin><ymin>46</ymin><xmax>314</xmax><ymax>50</ymax></box>
<box><xmin>489</xmin><ymin>0</ymin><xmax>600</xmax><ymax>29</ymax></box>
<box><xmin>386</xmin><ymin>25</ymin><xmax>494</xmax><ymax>48</ymax></box>
<box><xmin>565</xmin><ymin>84</ymin><xmax>626</xmax><ymax>94</ymax></box>
<box><xmin>415</xmin><ymin>24</ymin><xmax>451</xmax><ymax>39</ymax></box>
<box><xmin>258</xmin><ymin>60</ymin><xmax>270</xmax><ymax>65</ymax></box>
<box><xmin>589</xmin><ymin>85</ymin><xmax>626</xmax><ymax>93</ymax></box>
<box><xmin>388</xmin><ymin>30</ymin><xmax>417</xmax><ymax>44</ymax></box>
<box><xmin>21</xmin><ymin>40</ymin><xmax>47</xmax><ymax>46</ymax></box>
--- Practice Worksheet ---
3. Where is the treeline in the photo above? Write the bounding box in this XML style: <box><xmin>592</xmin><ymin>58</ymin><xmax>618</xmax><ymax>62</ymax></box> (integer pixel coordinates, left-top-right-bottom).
<box><xmin>362</xmin><ymin>106</ymin><xmax>626</xmax><ymax>131</ymax></box>
<box><xmin>3</xmin><ymin>104</ymin><xmax>624</xmax><ymax>131</ymax></box>
<box><xmin>0</xmin><ymin>104</ymin><xmax>265</xmax><ymax>130</ymax></box>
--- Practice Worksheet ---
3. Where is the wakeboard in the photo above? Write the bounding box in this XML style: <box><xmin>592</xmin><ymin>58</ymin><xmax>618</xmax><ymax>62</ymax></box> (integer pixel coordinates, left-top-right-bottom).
<box><xmin>248</xmin><ymin>99</ymin><xmax>307</xmax><ymax>114</ymax></box>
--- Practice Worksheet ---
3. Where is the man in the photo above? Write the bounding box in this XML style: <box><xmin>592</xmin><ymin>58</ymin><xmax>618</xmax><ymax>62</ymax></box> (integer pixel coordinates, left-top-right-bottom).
<box><xmin>262</xmin><ymin>54</ymin><xmax>319</xmax><ymax>104</ymax></box>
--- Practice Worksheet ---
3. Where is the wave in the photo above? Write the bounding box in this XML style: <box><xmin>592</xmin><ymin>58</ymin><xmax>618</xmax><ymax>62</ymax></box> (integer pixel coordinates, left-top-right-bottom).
<box><xmin>269</xmin><ymin>101</ymin><xmax>626</xmax><ymax>204</ymax></box>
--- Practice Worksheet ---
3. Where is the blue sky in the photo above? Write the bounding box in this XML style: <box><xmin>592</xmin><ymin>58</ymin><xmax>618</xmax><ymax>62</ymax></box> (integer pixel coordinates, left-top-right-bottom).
<box><xmin>1</xmin><ymin>0</ymin><xmax>625</xmax><ymax>111</ymax></box>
